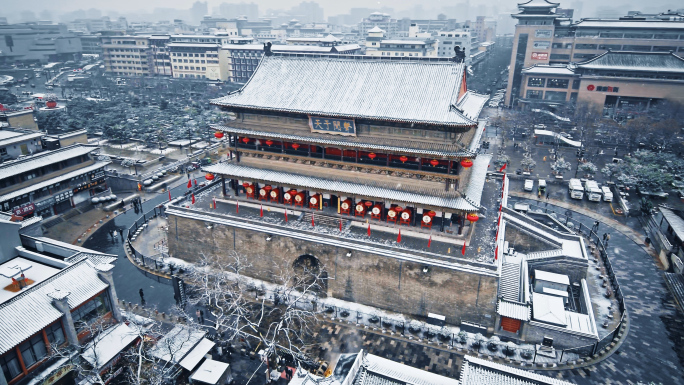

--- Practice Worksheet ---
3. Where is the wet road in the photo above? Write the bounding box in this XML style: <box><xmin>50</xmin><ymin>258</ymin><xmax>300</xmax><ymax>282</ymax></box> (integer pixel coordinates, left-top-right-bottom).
<box><xmin>512</xmin><ymin>198</ymin><xmax>684</xmax><ymax>385</ymax></box>
<box><xmin>82</xmin><ymin>185</ymin><xmax>189</xmax><ymax>313</ymax></box>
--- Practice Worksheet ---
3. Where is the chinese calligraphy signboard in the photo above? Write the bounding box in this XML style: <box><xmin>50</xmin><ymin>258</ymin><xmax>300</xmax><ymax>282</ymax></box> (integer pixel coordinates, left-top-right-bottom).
<box><xmin>13</xmin><ymin>203</ymin><xmax>35</xmax><ymax>217</ymax></box>
<box><xmin>309</xmin><ymin>116</ymin><xmax>356</xmax><ymax>136</ymax></box>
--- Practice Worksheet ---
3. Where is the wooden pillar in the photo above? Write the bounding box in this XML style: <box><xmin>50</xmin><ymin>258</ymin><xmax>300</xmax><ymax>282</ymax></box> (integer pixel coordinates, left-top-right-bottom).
<box><xmin>232</xmin><ymin>178</ymin><xmax>239</xmax><ymax>196</ymax></box>
<box><xmin>340</xmin><ymin>148</ymin><xmax>343</xmax><ymax>162</ymax></box>
<box><xmin>281</xmin><ymin>141</ymin><xmax>285</xmax><ymax>153</ymax></box>
<box><xmin>355</xmin><ymin>149</ymin><xmax>359</xmax><ymax>163</ymax></box>
<box><xmin>418</xmin><ymin>158</ymin><xmax>422</xmax><ymax>171</ymax></box>
<box><xmin>440</xmin><ymin>211</ymin><xmax>445</xmax><ymax>232</ymax></box>
<box><xmin>322</xmin><ymin>146</ymin><xmax>326</xmax><ymax>159</ymax></box>
<box><xmin>307</xmin><ymin>145</ymin><xmax>312</xmax><ymax>157</ymax></box>
<box><xmin>411</xmin><ymin>207</ymin><xmax>417</xmax><ymax>227</ymax></box>
<box><xmin>447</xmin><ymin>160</ymin><xmax>452</xmax><ymax>175</ymax></box>
<box><xmin>222</xmin><ymin>176</ymin><xmax>227</xmax><ymax>196</ymax></box>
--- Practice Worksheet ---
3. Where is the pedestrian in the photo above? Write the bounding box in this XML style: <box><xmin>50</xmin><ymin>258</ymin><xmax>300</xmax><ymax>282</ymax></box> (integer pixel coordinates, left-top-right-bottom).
<box><xmin>200</xmin><ymin>309</ymin><xmax>204</xmax><ymax>324</ymax></box>
<box><xmin>546</xmin><ymin>191</ymin><xmax>549</xmax><ymax>200</ymax></box>
<box><xmin>139</xmin><ymin>288</ymin><xmax>145</xmax><ymax>304</ymax></box>
<box><xmin>196</xmin><ymin>309</ymin><xmax>201</xmax><ymax>323</ymax></box>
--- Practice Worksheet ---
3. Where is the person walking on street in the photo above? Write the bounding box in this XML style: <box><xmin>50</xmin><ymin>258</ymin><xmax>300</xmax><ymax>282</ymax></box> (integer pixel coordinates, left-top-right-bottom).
<box><xmin>196</xmin><ymin>309</ymin><xmax>202</xmax><ymax>324</ymax></box>
<box><xmin>546</xmin><ymin>191</ymin><xmax>550</xmax><ymax>200</ymax></box>
<box><xmin>200</xmin><ymin>309</ymin><xmax>204</xmax><ymax>324</ymax></box>
<box><xmin>139</xmin><ymin>288</ymin><xmax>145</xmax><ymax>304</ymax></box>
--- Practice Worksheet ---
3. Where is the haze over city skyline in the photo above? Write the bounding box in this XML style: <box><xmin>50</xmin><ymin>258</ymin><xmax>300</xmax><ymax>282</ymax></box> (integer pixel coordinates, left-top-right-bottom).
<box><xmin>2</xmin><ymin>0</ymin><xmax>683</xmax><ymax>24</ymax></box>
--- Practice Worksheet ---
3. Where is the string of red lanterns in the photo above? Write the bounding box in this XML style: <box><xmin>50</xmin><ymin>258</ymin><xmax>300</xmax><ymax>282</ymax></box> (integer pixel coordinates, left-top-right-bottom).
<box><xmin>460</xmin><ymin>159</ymin><xmax>473</xmax><ymax>168</ymax></box>
<box><xmin>214</xmin><ymin>132</ymin><xmax>224</xmax><ymax>139</ymax></box>
<box><xmin>205</xmin><ymin>174</ymin><xmax>215</xmax><ymax>181</ymax></box>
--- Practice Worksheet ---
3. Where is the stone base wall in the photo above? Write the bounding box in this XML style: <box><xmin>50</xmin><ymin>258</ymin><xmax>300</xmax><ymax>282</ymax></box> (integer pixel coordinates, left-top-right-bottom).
<box><xmin>525</xmin><ymin>321</ymin><xmax>597</xmax><ymax>351</ymax></box>
<box><xmin>167</xmin><ymin>213</ymin><xmax>498</xmax><ymax>329</ymax></box>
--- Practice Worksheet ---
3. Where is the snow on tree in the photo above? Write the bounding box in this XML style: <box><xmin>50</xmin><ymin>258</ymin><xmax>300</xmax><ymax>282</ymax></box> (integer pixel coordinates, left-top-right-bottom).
<box><xmin>551</xmin><ymin>157</ymin><xmax>572</xmax><ymax>174</ymax></box>
<box><xmin>520</xmin><ymin>155</ymin><xmax>536</xmax><ymax>171</ymax></box>
<box><xmin>578</xmin><ymin>162</ymin><xmax>598</xmax><ymax>176</ymax></box>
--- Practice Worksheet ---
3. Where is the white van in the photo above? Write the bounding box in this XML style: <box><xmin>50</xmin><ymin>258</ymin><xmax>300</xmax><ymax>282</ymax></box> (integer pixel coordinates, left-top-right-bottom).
<box><xmin>601</xmin><ymin>186</ymin><xmax>613</xmax><ymax>202</ymax></box>
<box><xmin>568</xmin><ymin>178</ymin><xmax>584</xmax><ymax>200</ymax></box>
<box><xmin>584</xmin><ymin>180</ymin><xmax>602</xmax><ymax>202</ymax></box>
<box><xmin>524</xmin><ymin>179</ymin><xmax>534</xmax><ymax>191</ymax></box>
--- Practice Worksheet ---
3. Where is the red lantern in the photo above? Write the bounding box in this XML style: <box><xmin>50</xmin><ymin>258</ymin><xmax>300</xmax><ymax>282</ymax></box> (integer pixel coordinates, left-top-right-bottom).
<box><xmin>427</xmin><ymin>210</ymin><xmax>436</xmax><ymax>218</ymax></box>
<box><xmin>466</xmin><ymin>213</ymin><xmax>479</xmax><ymax>223</ymax></box>
<box><xmin>46</xmin><ymin>101</ymin><xmax>57</xmax><ymax>108</ymax></box>
<box><xmin>214</xmin><ymin>132</ymin><xmax>224</xmax><ymax>139</ymax></box>
<box><xmin>205</xmin><ymin>174</ymin><xmax>215</xmax><ymax>181</ymax></box>
<box><xmin>292</xmin><ymin>143</ymin><xmax>300</xmax><ymax>150</ymax></box>
<box><xmin>242</xmin><ymin>137</ymin><xmax>250</xmax><ymax>144</ymax></box>
<box><xmin>394</xmin><ymin>206</ymin><xmax>403</xmax><ymax>212</ymax></box>
<box><xmin>364</xmin><ymin>201</ymin><xmax>373</xmax><ymax>207</ymax></box>
<box><xmin>400</xmin><ymin>156</ymin><xmax>408</xmax><ymax>163</ymax></box>
<box><xmin>368</xmin><ymin>153</ymin><xmax>377</xmax><ymax>160</ymax></box>
<box><xmin>265</xmin><ymin>140</ymin><xmax>274</xmax><ymax>146</ymax></box>
<box><xmin>430</xmin><ymin>159</ymin><xmax>439</xmax><ymax>167</ymax></box>
<box><xmin>242</xmin><ymin>182</ymin><xmax>250</xmax><ymax>188</ymax></box>
<box><xmin>263</xmin><ymin>185</ymin><xmax>272</xmax><ymax>191</ymax></box>
<box><xmin>460</xmin><ymin>159</ymin><xmax>473</xmax><ymax>168</ymax></box>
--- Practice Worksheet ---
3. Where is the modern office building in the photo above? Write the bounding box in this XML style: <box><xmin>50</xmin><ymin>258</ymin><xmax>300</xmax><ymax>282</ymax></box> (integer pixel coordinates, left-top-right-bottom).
<box><xmin>363</xmin><ymin>26</ymin><xmax>437</xmax><ymax>58</ymax></box>
<box><xmin>168</xmin><ymin>43</ymin><xmax>222</xmax><ymax>80</ymax></box>
<box><xmin>358</xmin><ymin>12</ymin><xmax>398</xmax><ymax>38</ymax></box>
<box><xmin>101</xmin><ymin>36</ymin><xmax>153</xmax><ymax>77</ymax></box>
<box><xmin>0</xmin><ymin>128</ymin><xmax>43</xmax><ymax>162</ymax></box>
<box><xmin>437</xmin><ymin>31</ymin><xmax>475</xmax><ymax>64</ymax></box>
<box><xmin>505</xmin><ymin>0</ymin><xmax>684</xmax><ymax>106</ymax></box>
<box><xmin>518</xmin><ymin>51</ymin><xmax>684</xmax><ymax>117</ymax></box>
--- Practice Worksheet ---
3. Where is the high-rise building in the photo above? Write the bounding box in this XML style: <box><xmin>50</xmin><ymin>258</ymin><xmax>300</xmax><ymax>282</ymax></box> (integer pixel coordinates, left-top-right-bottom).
<box><xmin>358</xmin><ymin>12</ymin><xmax>398</xmax><ymax>38</ymax></box>
<box><xmin>190</xmin><ymin>1</ymin><xmax>209</xmax><ymax>25</ymax></box>
<box><xmin>504</xmin><ymin>0</ymin><xmax>684</xmax><ymax>107</ymax></box>
<box><xmin>289</xmin><ymin>1</ymin><xmax>325</xmax><ymax>24</ymax></box>
<box><xmin>219</xmin><ymin>2</ymin><xmax>259</xmax><ymax>21</ymax></box>
<box><xmin>437</xmin><ymin>31</ymin><xmax>474</xmax><ymax>64</ymax></box>
<box><xmin>101</xmin><ymin>36</ymin><xmax>154</xmax><ymax>77</ymax></box>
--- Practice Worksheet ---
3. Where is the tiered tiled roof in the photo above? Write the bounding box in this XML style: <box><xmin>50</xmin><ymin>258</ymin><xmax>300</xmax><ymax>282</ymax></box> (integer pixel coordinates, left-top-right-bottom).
<box><xmin>460</xmin><ymin>356</ymin><xmax>574</xmax><ymax>385</ymax></box>
<box><xmin>212</xmin><ymin>55</ymin><xmax>487</xmax><ymax>128</ymax></box>
<box><xmin>577</xmin><ymin>51</ymin><xmax>684</xmax><ymax>73</ymax></box>
<box><xmin>0</xmin><ymin>144</ymin><xmax>98</xmax><ymax>181</ymax></box>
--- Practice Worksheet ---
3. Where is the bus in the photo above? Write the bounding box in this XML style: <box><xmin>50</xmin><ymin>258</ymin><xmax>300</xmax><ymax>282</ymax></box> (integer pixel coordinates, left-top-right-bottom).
<box><xmin>568</xmin><ymin>179</ymin><xmax>584</xmax><ymax>200</ymax></box>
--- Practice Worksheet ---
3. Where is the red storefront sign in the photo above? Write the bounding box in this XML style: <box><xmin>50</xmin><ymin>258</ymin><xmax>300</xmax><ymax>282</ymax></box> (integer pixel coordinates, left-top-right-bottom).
<box><xmin>531</xmin><ymin>52</ymin><xmax>549</xmax><ymax>60</ymax></box>
<box><xmin>13</xmin><ymin>203</ymin><xmax>35</xmax><ymax>217</ymax></box>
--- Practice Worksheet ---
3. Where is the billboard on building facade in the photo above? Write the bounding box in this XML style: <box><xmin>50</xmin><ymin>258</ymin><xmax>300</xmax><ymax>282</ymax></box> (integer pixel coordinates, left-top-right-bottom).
<box><xmin>309</xmin><ymin>116</ymin><xmax>356</xmax><ymax>136</ymax></box>
<box><xmin>531</xmin><ymin>52</ymin><xmax>549</xmax><ymax>60</ymax></box>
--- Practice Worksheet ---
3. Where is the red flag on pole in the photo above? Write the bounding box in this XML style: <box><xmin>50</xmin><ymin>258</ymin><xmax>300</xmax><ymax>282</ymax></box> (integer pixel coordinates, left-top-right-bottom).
<box><xmin>187</xmin><ymin>179</ymin><xmax>192</xmax><ymax>188</ymax></box>
<box><xmin>397</xmin><ymin>229</ymin><xmax>401</xmax><ymax>243</ymax></box>
<box><xmin>236</xmin><ymin>201</ymin><xmax>239</xmax><ymax>213</ymax></box>
<box><xmin>213</xmin><ymin>197</ymin><xmax>216</xmax><ymax>209</ymax></box>
<box><xmin>495</xmin><ymin>246</ymin><xmax>498</xmax><ymax>260</ymax></box>
<box><xmin>284</xmin><ymin>210</ymin><xmax>288</xmax><ymax>222</ymax></box>
<box><xmin>260</xmin><ymin>204</ymin><xmax>263</xmax><ymax>217</ymax></box>
<box><xmin>427</xmin><ymin>235</ymin><xmax>432</xmax><ymax>248</ymax></box>
<box><xmin>168</xmin><ymin>190</ymin><xmax>172</xmax><ymax>201</ymax></box>
<box><xmin>461</xmin><ymin>242</ymin><xmax>466</xmax><ymax>256</ymax></box>
<box><xmin>498</xmin><ymin>163</ymin><xmax>507</xmax><ymax>173</ymax></box>
<box><xmin>339</xmin><ymin>219</ymin><xmax>342</xmax><ymax>231</ymax></box>
<box><xmin>191</xmin><ymin>194</ymin><xmax>196</xmax><ymax>204</ymax></box>
<box><xmin>194</xmin><ymin>179</ymin><xmax>197</xmax><ymax>187</ymax></box>
<box><xmin>311</xmin><ymin>213</ymin><xmax>315</xmax><ymax>227</ymax></box>
<box><xmin>367</xmin><ymin>223</ymin><xmax>371</xmax><ymax>236</ymax></box>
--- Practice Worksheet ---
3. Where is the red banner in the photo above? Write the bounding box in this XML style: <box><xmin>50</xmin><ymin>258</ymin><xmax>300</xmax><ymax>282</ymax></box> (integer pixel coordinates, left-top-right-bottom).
<box><xmin>13</xmin><ymin>203</ymin><xmax>35</xmax><ymax>217</ymax></box>
<box><xmin>531</xmin><ymin>52</ymin><xmax>549</xmax><ymax>60</ymax></box>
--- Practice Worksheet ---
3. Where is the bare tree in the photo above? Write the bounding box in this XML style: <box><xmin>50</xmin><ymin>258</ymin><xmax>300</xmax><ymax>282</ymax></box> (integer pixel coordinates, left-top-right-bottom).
<box><xmin>182</xmin><ymin>251</ymin><xmax>325</xmax><ymax>368</ymax></box>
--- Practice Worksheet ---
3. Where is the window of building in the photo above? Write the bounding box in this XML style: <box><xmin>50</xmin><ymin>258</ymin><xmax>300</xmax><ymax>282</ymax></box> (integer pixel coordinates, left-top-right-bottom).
<box><xmin>547</xmin><ymin>78</ymin><xmax>569</xmax><ymax>88</ymax></box>
<box><xmin>575</xmin><ymin>44</ymin><xmax>597</xmax><ymax>50</ymax></box>
<box><xmin>46</xmin><ymin>322</ymin><xmax>65</xmax><ymax>348</ymax></box>
<box><xmin>654</xmin><ymin>34</ymin><xmax>679</xmax><ymax>40</ymax></box>
<box><xmin>598</xmin><ymin>32</ymin><xmax>622</xmax><ymax>38</ymax></box>
<box><xmin>572</xmin><ymin>79</ymin><xmax>580</xmax><ymax>89</ymax></box>
<box><xmin>71</xmin><ymin>291</ymin><xmax>112</xmax><ymax>332</ymax></box>
<box><xmin>550</xmin><ymin>53</ymin><xmax>570</xmax><ymax>60</ymax></box>
<box><xmin>622</xmin><ymin>45</ymin><xmax>651</xmax><ymax>51</ymax></box>
<box><xmin>0</xmin><ymin>350</ymin><xmax>21</xmax><ymax>381</ymax></box>
<box><xmin>653</xmin><ymin>46</ymin><xmax>677</xmax><ymax>52</ymax></box>
<box><xmin>528</xmin><ymin>77</ymin><xmax>546</xmax><ymax>87</ymax></box>
<box><xmin>573</xmin><ymin>53</ymin><xmax>596</xmax><ymax>59</ymax></box>
<box><xmin>624</xmin><ymin>33</ymin><xmax>653</xmax><ymax>39</ymax></box>
<box><xmin>526</xmin><ymin>90</ymin><xmax>543</xmax><ymax>99</ymax></box>
<box><xmin>0</xmin><ymin>148</ymin><xmax>6</xmax><ymax>156</ymax></box>
<box><xmin>598</xmin><ymin>44</ymin><xmax>622</xmax><ymax>50</ymax></box>
<box><xmin>19</xmin><ymin>335</ymin><xmax>47</xmax><ymax>368</ymax></box>
<box><xmin>545</xmin><ymin>91</ymin><xmax>567</xmax><ymax>101</ymax></box>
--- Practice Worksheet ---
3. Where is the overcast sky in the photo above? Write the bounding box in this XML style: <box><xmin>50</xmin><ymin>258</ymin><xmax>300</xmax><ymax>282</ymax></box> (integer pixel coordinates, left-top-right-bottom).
<box><xmin>2</xmin><ymin>0</ymin><xmax>682</xmax><ymax>24</ymax></box>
